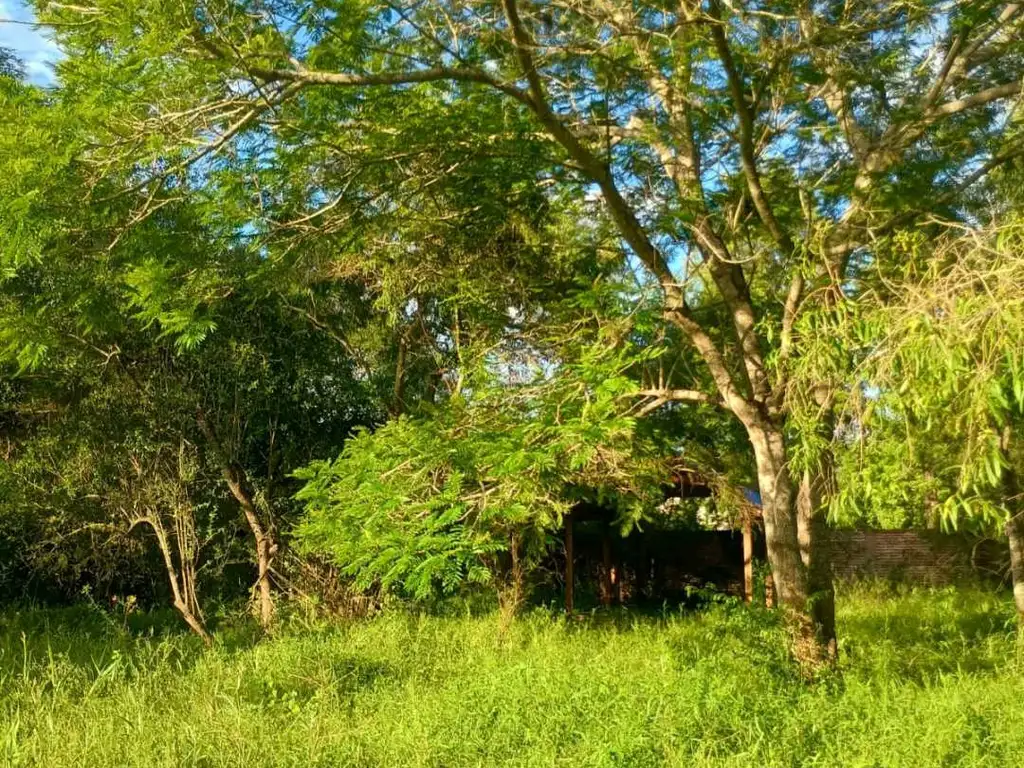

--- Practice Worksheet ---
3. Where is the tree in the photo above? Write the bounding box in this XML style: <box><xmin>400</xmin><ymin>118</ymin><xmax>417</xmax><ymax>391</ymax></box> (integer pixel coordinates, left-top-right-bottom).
<box><xmin>849</xmin><ymin>220</ymin><xmax>1024</xmax><ymax>620</ymax></box>
<box><xmin>0</xmin><ymin>64</ymin><xmax>382</xmax><ymax>632</ymax></box>
<box><xmin>34</xmin><ymin>0</ymin><xmax>1024</xmax><ymax>662</ymax></box>
<box><xmin>0</xmin><ymin>48</ymin><xmax>23</xmax><ymax>81</ymax></box>
<box><xmin>294</xmin><ymin>289</ymin><xmax>676</xmax><ymax>610</ymax></box>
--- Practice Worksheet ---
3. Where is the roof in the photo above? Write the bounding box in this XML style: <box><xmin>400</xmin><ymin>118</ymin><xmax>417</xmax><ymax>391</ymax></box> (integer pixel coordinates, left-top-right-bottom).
<box><xmin>741</xmin><ymin>487</ymin><xmax>762</xmax><ymax>508</ymax></box>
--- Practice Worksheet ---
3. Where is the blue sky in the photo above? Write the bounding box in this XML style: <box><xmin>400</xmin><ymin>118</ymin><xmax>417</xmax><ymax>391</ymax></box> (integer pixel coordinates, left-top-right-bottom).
<box><xmin>0</xmin><ymin>0</ymin><xmax>59</xmax><ymax>84</ymax></box>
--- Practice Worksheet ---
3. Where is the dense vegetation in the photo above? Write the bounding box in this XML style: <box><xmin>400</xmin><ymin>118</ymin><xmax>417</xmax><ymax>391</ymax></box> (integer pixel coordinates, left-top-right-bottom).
<box><xmin>1</xmin><ymin>6</ymin><xmax>1024</xmax><ymax>762</ymax></box>
<box><xmin>1</xmin><ymin>584</ymin><xmax>1021</xmax><ymax>767</ymax></box>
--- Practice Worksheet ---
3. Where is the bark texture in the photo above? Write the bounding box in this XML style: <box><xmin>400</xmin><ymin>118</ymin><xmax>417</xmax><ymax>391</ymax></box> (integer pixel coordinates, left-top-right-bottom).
<box><xmin>797</xmin><ymin>464</ymin><xmax>838</xmax><ymax>664</ymax></box>
<box><xmin>749</xmin><ymin>421</ymin><xmax>836</xmax><ymax>667</ymax></box>
<box><xmin>1000</xmin><ymin>429</ymin><xmax>1024</xmax><ymax>624</ymax></box>
<box><xmin>742</xmin><ymin>517</ymin><xmax>754</xmax><ymax>604</ymax></box>
<box><xmin>1007</xmin><ymin>512</ymin><xmax>1024</xmax><ymax>622</ymax></box>
<box><xmin>749</xmin><ymin>425</ymin><xmax>805</xmax><ymax>605</ymax></box>
<box><xmin>1002</xmin><ymin>428</ymin><xmax>1024</xmax><ymax>623</ymax></box>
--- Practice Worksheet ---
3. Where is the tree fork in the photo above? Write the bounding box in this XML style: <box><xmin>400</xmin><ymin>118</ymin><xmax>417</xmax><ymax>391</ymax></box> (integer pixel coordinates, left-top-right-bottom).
<box><xmin>197</xmin><ymin>410</ymin><xmax>277</xmax><ymax>630</ymax></box>
<box><xmin>140</xmin><ymin>514</ymin><xmax>211</xmax><ymax>645</ymax></box>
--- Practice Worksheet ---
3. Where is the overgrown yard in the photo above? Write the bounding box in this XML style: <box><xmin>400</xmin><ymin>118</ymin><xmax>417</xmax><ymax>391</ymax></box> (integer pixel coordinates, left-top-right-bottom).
<box><xmin>0</xmin><ymin>584</ymin><xmax>1019</xmax><ymax>768</ymax></box>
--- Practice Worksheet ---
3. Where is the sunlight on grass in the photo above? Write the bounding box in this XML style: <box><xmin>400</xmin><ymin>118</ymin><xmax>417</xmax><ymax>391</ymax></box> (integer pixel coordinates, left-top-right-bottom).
<box><xmin>0</xmin><ymin>583</ymin><xmax>1020</xmax><ymax>767</ymax></box>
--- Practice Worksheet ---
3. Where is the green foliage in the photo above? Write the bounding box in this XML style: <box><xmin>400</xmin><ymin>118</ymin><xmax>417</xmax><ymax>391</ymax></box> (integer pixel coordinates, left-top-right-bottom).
<box><xmin>296</xmin><ymin>334</ymin><xmax>671</xmax><ymax>599</ymax></box>
<box><xmin>830</xmin><ymin>419</ymin><xmax>946</xmax><ymax>529</ymax></box>
<box><xmin>842</xmin><ymin>221</ymin><xmax>1024</xmax><ymax>532</ymax></box>
<box><xmin>0</xmin><ymin>76</ymin><xmax>380</xmax><ymax>602</ymax></box>
<box><xmin>295</xmin><ymin>415</ymin><xmax>504</xmax><ymax>599</ymax></box>
<box><xmin>3</xmin><ymin>0</ymin><xmax>1023</xmax><ymax>654</ymax></box>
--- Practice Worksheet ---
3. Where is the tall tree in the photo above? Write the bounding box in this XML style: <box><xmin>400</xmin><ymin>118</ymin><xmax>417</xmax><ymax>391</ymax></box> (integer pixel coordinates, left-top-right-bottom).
<box><xmin>34</xmin><ymin>0</ymin><xmax>1024</xmax><ymax>662</ymax></box>
<box><xmin>0</xmin><ymin>64</ymin><xmax>380</xmax><ymax>630</ymax></box>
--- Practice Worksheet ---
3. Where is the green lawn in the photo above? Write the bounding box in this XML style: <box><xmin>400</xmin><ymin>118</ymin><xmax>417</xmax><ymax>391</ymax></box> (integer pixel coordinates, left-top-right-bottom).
<box><xmin>0</xmin><ymin>584</ymin><xmax>1021</xmax><ymax>767</ymax></box>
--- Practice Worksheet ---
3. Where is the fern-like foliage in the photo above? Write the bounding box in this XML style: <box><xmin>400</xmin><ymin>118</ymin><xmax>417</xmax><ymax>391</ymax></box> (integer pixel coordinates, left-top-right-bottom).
<box><xmin>295</xmin><ymin>339</ymin><xmax>672</xmax><ymax>599</ymax></box>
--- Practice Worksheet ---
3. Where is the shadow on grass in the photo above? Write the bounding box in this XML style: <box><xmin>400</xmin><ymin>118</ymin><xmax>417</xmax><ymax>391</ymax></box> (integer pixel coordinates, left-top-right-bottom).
<box><xmin>236</xmin><ymin>656</ymin><xmax>397</xmax><ymax>713</ymax></box>
<box><xmin>838</xmin><ymin>584</ymin><xmax>1017</xmax><ymax>682</ymax></box>
<box><xmin>330</xmin><ymin>656</ymin><xmax>398</xmax><ymax>696</ymax></box>
<box><xmin>1</xmin><ymin>582</ymin><xmax>1016</xmax><ymax>692</ymax></box>
<box><xmin>541</xmin><ymin>582</ymin><xmax>1018</xmax><ymax>685</ymax></box>
<box><xmin>0</xmin><ymin>603</ymin><xmax>219</xmax><ymax>683</ymax></box>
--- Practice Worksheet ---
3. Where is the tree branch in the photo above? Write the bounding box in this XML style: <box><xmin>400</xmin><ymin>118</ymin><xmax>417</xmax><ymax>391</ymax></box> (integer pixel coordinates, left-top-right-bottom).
<box><xmin>709</xmin><ymin>3</ymin><xmax>794</xmax><ymax>255</ymax></box>
<box><xmin>776</xmin><ymin>272</ymin><xmax>805</xmax><ymax>378</ymax></box>
<box><xmin>632</xmin><ymin>388</ymin><xmax>725</xmax><ymax>416</ymax></box>
<box><xmin>924</xmin><ymin>4</ymin><xmax>1023</xmax><ymax>105</ymax></box>
<box><xmin>928</xmin><ymin>79</ymin><xmax>1022</xmax><ymax>120</ymax></box>
<box><xmin>250</xmin><ymin>64</ymin><xmax>534</xmax><ymax>107</ymax></box>
<box><xmin>690</xmin><ymin>219</ymin><xmax>772</xmax><ymax>405</ymax></box>
<box><xmin>498</xmin><ymin>0</ymin><xmax>684</xmax><ymax>310</ymax></box>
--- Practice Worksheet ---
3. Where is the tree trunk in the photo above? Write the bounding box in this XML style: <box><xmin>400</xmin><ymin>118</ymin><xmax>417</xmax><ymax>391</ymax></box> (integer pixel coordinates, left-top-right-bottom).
<box><xmin>923</xmin><ymin>471</ymin><xmax>940</xmax><ymax>529</ymax></box>
<box><xmin>600</xmin><ymin>532</ymin><xmax>613</xmax><ymax>607</ymax></box>
<box><xmin>498</xmin><ymin>532</ymin><xmax>526</xmax><ymax>632</ymax></box>
<box><xmin>797</xmin><ymin>464</ymin><xmax>838</xmax><ymax>664</ymax></box>
<box><xmin>224</xmin><ymin>469</ymin><xmax>276</xmax><ymax>629</ymax></box>
<box><xmin>748</xmin><ymin>424</ymin><xmax>804</xmax><ymax>602</ymax></box>
<box><xmin>1001</xmin><ymin>428</ymin><xmax>1024</xmax><ymax>623</ymax></box>
<box><xmin>747</xmin><ymin>421</ymin><xmax>832</xmax><ymax>667</ymax></box>
<box><xmin>253</xmin><ymin>532</ymin><xmax>276</xmax><ymax>629</ymax></box>
<box><xmin>197</xmin><ymin>411</ymin><xmax>276</xmax><ymax>630</ymax></box>
<box><xmin>1007</xmin><ymin>513</ymin><xmax>1024</xmax><ymax>623</ymax></box>
<box><xmin>564</xmin><ymin>513</ymin><xmax>574</xmax><ymax>614</ymax></box>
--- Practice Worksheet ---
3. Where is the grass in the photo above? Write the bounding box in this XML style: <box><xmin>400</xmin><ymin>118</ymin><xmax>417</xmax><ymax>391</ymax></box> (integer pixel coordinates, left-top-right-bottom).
<box><xmin>0</xmin><ymin>583</ymin><xmax>1021</xmax><ymax>767</ymax></box>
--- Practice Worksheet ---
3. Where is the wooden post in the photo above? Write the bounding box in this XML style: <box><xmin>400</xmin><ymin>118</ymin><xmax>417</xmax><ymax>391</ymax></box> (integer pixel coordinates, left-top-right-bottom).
<box><xmin>742</xmin><ymin>516</ymin><xmax>754</xmax><ymax>604</ymax></box>
<box><xmin>564</xmin><ymin>513</ymin><xmax>574</xmax><ymax>614</ymax></box>
<box><xmin>635</xmin><ymin>541</ymin><xmax>649</xmax><ymax>601</ymax></box>
<box><xmin>601</xmin><ymin>531</ymin><xmax>613</xmax><ymax>607</ymax></box>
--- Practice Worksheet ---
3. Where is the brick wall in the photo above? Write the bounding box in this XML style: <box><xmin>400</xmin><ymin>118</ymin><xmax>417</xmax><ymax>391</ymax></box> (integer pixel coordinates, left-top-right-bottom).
<box><xmin>822</xmin><ymin>529</ymin><xmax>1005</xmax><ymax>585</ymax></box>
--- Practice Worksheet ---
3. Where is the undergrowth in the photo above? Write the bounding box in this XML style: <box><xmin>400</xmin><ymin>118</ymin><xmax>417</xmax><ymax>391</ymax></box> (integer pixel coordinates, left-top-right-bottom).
<box><xmin>0</xmin><ymin>582</ymin><xmax>1020</xmax><ymax>767</ymax></box>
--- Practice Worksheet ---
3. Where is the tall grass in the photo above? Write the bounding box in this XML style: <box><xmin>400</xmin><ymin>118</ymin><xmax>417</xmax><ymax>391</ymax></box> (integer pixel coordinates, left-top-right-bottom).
<box><xmin>0</xmin><ymin>583</ymin><xmax>1020</xmax><ymax>767</ymax></box>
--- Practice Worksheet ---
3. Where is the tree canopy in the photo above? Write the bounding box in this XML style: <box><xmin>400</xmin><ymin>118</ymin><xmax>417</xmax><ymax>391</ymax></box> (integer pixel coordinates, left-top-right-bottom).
<box><xmin>1</xmin><ymin>0</ymin><xmax>1023</xmax><ymax>661</ymax></box>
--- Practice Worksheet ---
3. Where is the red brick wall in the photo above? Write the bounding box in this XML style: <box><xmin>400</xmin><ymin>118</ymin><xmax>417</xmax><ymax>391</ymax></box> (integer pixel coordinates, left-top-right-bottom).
<box><xmin>823</xmin><ymin>529</ymin><xmax>1005</xmax><ymax>585</ymax></box>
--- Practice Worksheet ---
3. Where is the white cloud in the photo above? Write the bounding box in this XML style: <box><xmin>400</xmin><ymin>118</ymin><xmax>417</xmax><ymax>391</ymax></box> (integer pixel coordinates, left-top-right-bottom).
<box><xmin>0</xmin><ymin>0</ymin><xmax>62</xmax><ymax>84</ymax></box>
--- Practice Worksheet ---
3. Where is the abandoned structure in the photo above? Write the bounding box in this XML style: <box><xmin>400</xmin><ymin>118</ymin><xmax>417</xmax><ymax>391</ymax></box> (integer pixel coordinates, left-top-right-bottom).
<box><xmin>558</xmin><ymin>475</ymin><xmax>1005</xmax><ymax>613</ymax></box>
